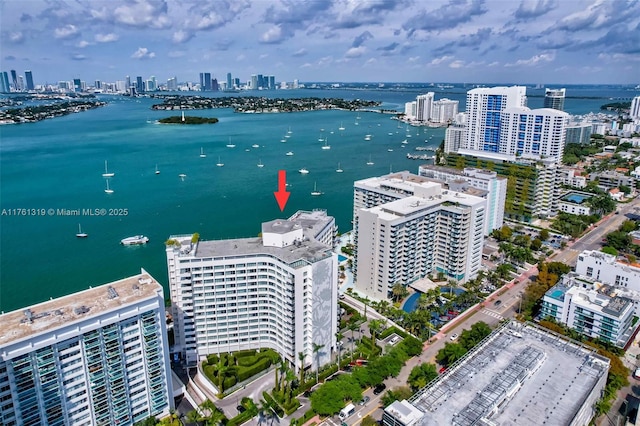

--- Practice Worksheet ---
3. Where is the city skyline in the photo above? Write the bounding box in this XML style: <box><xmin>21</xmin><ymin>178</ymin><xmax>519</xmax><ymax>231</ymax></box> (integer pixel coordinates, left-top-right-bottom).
<box><xmin>1</xmin><ymin>0</ymin><xmax>639</xmax><ymax>85</ymax></box>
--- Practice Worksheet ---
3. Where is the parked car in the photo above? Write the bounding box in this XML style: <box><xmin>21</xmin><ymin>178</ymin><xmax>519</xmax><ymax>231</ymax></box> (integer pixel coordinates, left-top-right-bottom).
<box><xmin>450</xmin><ymin>333</ymin><xmax>459</xmax><ymax>341</ymax></box>
<box><xmin>373</xmin><ymin>383</ymin><xmax>386</xmax><ymax>395</ymax></box>
<box><xmin>359</xmin><ymin>396</ymin><xmax>370</xmax><ymax>406</ymax></box>
<box><xmin>494</xmin><ymin>300</ymin><xmax>502</xmax><ymax>306</ymax></box>
<box><xmin>237</xmin><ymin>405</ymin><xmax>246</xmax><ymax>414</ymax></box>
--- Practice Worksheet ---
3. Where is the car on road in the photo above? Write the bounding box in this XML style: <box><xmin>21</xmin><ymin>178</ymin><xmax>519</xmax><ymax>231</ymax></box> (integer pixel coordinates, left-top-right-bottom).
<box><xmin>359</xmin><ymin>396</ymin><xmax>370</xmax><ymax>406</ymax></box>
<box><xmin>339</xmin><ymin>294</ymin><xmax>345</xmax><ymax>299</ymax></box>
<box><xmin>450</xmin><ymin>333</ymin><xmax>459</xmax><ymax>341</ymax></box>
<box><xmin>373</xmin><ymin>383</ymin><xmax>386</xmax><ymax>395</ymax></box>
<box><xmin>494</xmin><ymin>300</ymin><xmax>502</xmax><ymax>307</ymax></box>
<box><xmin>237</xmin><ymin>405</ymin><xmax>246</xmax><ymax>414</ymax></box>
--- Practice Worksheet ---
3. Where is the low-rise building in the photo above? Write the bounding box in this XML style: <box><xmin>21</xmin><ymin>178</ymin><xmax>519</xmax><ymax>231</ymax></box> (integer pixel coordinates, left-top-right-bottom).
<box><xmin>557</xmin><ymin>167</ymin><xmax>587</xmax><ymax>188</ymax></box>
<box><xmin>541</xmin><ymin>274</ymin><xmax>636</xmax><ymax>347</ymax></box>
<box><xmin>383</xmin><ymin>321</ymin><xmax>609</xmax><ymax>426</ymax></box>
<box><xmin>557</xmin><ymin>191</ymin><xmax>593</xmax><ymax>215</ymax></box>
<box><xmin>589</xmin><ymin>170</ymin><xmax>636</xmax><ymax>191</ymax></box>
<box><xmin>576</xmin><ymin>249</ymin><xmax>640</xmax><ymax>290</ymax></box>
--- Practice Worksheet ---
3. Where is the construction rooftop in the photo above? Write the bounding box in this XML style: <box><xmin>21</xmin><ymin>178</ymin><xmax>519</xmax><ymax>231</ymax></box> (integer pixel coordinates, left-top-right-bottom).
<box><xmin>0</xmin><ymin>270</ymin><xmax>162</xmax><ymax>348</ymax></box>
<box><xmin>391</xmin><ymin>321</ymin><xmax>610</xmax><ymax>426</ymax></box>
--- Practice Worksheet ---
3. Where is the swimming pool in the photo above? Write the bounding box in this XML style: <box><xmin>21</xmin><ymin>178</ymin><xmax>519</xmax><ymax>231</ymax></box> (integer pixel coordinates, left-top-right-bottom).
<box><xmin>402</xmin><ymin>292</ymin><xmax>421</xmax><ymax>313</ymax></box>
<box><xmin>562</xmin><ymin>193</ymin><xmax>591</xmax><ymax>204</ymax></box>
<box><xmin>338</xmin><ymin>254</ymin><xmax>348</xmax><ymax>262</ymax></box>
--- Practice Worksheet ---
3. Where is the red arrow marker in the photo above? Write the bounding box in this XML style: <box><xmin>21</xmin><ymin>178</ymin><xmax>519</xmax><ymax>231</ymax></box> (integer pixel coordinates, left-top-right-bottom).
<box><xmin>274</xmin><ymin>170</ymin><xmax>290</xmax><ymax>212</ymax></box>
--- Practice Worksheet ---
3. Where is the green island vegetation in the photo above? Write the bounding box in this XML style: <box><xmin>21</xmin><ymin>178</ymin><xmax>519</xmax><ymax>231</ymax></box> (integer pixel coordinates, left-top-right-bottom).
<box><xmin>150</xmin><ymin>95</ymin><xmax>381</xmax><ymax>113</ymax></box>
<box><xmin>158</xmin><ymin>116</ymin><xmax>219</xmax><ymax>124</ymax></box>
<box><xmin>0</xmin><ymin>100</ymin><xmax>106</xmax><ymax>124</ymax></box>
<box><xmin>600</xmin><ymin>101</ymin><xmax>631</xmax><ymax>111</ymax></box>
<box><xmin>201</xmin><ymin>349</ymin><xmax>280</xmax><ymax>395</ymax></box>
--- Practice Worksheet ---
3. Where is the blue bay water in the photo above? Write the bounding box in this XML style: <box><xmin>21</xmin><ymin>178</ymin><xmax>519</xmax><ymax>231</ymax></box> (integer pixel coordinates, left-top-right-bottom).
<box><xmin>1</xmin><ymin>85</ymin><xmax>637</xmax><ymax>312</ymax></box>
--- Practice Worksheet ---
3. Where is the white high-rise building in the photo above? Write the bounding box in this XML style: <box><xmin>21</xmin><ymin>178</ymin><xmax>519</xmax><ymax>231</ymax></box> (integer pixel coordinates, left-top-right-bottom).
<box><xmin>430</xmin><ymin>98</ymin><xmax>459</xmax><ymax>123</ymax></box>
<box><xmin>463</xmin><ymin>86</ymin><xmax>527</xmax><ymax>153</ymax></box>
<box><xmin>353</xmin><ymin>173</ymin><xmax>486</xmax><ymax>300</ymax></box>
<box><xmin>631</xmin><ymin>96</ymin><xmax>640</xmax><ymax>119</ymax></box>
<box><xmin>166</xmin><ymin>210</ymin><xmax>338</xmax><ymax>371</ymax></box>
<box><xmin>404</xmin><ymin>101</ymin><xmax>417</xmax><ymax>120</ymax></box>
<box><xmin>444</xmin><ymin>113</ymin><xmax>467</xmax><ymax>154</ymax></box>
<box><xmin>416</xmin><ymin>92</ymin><xmax>434</xmax><ymax>122</ymax></box>
<box><xmin>417</xmin><ymin>165</ymin><xmax>506</xmax><ymax>235</ymax></box>
<box><xmin>0</xmin><ymin>270</ymin><xmax>173</xmax><ymax>426</ymax></box>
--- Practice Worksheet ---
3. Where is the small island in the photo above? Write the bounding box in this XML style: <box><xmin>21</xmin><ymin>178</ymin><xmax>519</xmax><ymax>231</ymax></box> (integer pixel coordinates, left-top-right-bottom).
<box><xmin>158</xmin><ymin>115</ymin><xmax>219</xmax><ymax>124</ymax></box>
<box><xmin>0</xmin><ymin>100</ymin><xmax>106</xmax><ymax>125</ymax></box>
<box><xmin>150</xmin><ymin>95</ymin><xmax>381</xmax><ymax>113</ymax></box>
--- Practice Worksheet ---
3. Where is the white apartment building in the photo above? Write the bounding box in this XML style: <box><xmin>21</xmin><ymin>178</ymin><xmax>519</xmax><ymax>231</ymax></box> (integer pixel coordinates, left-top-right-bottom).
<box><xmin>541</xmin><ymin>274</ymin><xmax>635</xmax><ymax>347</ymax></box>
<box><xmin>557</xmin><ymin>167</ymin><xmax>587</xmax><ymax>188</ymax></box>
<box><xmin>444</xmin><ymin>113</ymin><xmax>467</xmax><ymax>154</ymax></box>
<box><xmin>166</xmin><ymin>210</ymin><xmax>338</xmax><ymax>371</ymax></box>
<box><xmin>463</xmin><ymin>86</ymin><xmax>527</xmax><ymax>153</ymax></box>
<box><xmin>576</xmin><ymin>250</ymin><xmax>640</xmax><ymax>290</ymax></box>
<box><xmin>0</xmin><ymin>270</ymin><xmax>173</xmax><ymax>426</ymax></box>
<box><xmin>416</xmin><ymin>92</ymin><xmax>434</xmax><ymax>121</ymax></box>
<box><xmin>500</xmin><ymin>107</ymin><xmax>569</xmax><ymax>161</ymax></box>
<box><xmin>353</xmin><ymin>176</ymin><xmax>486</xmax><ymax>301</ymax></box>
<box><xmin>417</xmin><ymin>165</ymin><xmax>506</xmax><ymax>235</ymax></box>
<box><xmin>430</xmin><ymin>98</ymin><xmax>459</xmax><ymax>123</ymax></box>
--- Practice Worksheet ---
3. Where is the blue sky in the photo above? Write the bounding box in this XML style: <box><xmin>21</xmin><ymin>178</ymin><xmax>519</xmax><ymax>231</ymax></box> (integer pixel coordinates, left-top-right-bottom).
<box><xmin>1</xmin><ymin>0</ymin><xmax>639</xmax><ymax>85</ymax></box>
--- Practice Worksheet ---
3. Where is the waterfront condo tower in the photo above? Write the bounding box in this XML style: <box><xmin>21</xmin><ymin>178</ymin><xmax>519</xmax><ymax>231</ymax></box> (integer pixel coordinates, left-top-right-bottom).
<box><xmin>353</xmin><ymin>172</ymin><xmax>486</xmax><ymax>301</ymax></box>
<box><xmin>0</xmin><ymin>270</ymin><xmax>173</xmax><ymax>425</ymax></box>
<box><xmin>544</xmin><ymin>88</ymin><xmax>566</xmax><ymax>111</ymax></box>
<box><xmin>166</xmin><ymin>210</ymin><xmax>339</xmax><ymax>372</ymax></box>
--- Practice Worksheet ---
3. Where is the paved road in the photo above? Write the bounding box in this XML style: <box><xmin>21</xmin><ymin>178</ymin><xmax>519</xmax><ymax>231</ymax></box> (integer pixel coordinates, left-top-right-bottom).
<box><xmin>552</xmin><ymin>197</ymin><xmax>640</xmax><ymax>266</ymax></box>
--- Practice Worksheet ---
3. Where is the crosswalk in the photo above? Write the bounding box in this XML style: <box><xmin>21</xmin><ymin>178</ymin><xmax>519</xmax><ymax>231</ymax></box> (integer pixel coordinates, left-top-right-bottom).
<box><xmin>480</xmin><ymin>309</ymin><xmax>504</xmax><ymax>320</ymax></box>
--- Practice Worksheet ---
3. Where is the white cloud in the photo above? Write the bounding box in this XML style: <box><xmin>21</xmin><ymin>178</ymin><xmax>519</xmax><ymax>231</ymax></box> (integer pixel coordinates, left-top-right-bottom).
<box><xmin>112</xmin><ymin>1</ymin><xmax>171</xmax><ymax>29</ymax></box>
<box><xmin>9</xmin><ymin>31</ymin><xmax>24</xmax><ymax>43</ymax></box>
<box><xmin>408</xmin><ymin>56</ymin><xmax>420</xmax><ymax>62</ymax></box>
<box><xmin>131</xmin><ymin>47</ymin><xmax>156</xmax><ymax>59</ymax></box>
<box><xmin>236</xmin><ymin>54</ymin><xmax>246</xmax><ymax>61</ymax></box>
<box><xmin>345</xmin><ymin>46</ymin><xmax>366</xmax><ymax>58</ymax></box>
<box><xmin>300</xmin><ymin>62</ymin><xmax>313</xmax><ymax>68</ymax></box>
<box><xmin>260</xmin><ymin>26</ymin><xmax>285</xmax><ymax>44</ymax></box>
<box><xmin>54</xmin><ymin>24</ymin><xmax>79</xmax><ymax>39</ymax></box>
<box><xmin>259</xmin><ymin>54</ymin><xmax>269</xmax><ymax>60</ymax></box>
<box><xmin>292</xmin><ymin>48</ymin><xmax>308</xmax><ymax>57</ymax></box>
<box><xmin>76</xmin><ymin>40</ymin><xmax>91</xmax><ymax>48</ymax></box>
<box><xmin>95</xmin><ymin>33</ymin><xmax>119</xmax><ymax>43</ymax></box>
<box><xmin>172</xmin><ymin>30</ymin><xmax>193</xmax><ymax>44</ymax></box>
<box><xmin>429</xmin><ymin>55</ymin><xmax>453</xmax><ymax>65</ymax></box>
<box><xmin>505</xmin><ymin>53</ymin><xmax>554</xmax><ymax>67</ymax></box>
<box><xmin>364</xmin><ymin>58</ymin><xmax>377</xmax><ymax>66</ymax></box>
<box><xmin>449</xmin><ymin>60</ymin><xmax>464</xmax><ymax>68</ymax></box>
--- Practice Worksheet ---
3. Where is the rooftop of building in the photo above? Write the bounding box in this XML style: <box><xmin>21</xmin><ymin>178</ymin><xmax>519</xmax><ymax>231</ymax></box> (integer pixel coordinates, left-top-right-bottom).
<box><xmin>170</xmin><ymin>210</ymin><xmax>334</xmax><ymax>265</ymax></box>
<box><xmin>0</xmin><ymin>269</ymin><xmax>162</xmax><ymax>348</ymax></box>
<box><xmin>355</xmin><ymin>171</ymin><xmax>440</xmax><ymax>194</ymax></box>
<box><xmin>401</xmin><ymin>321</ymin><xmax>609</xmax><ymax>426</ymax></box>
<box><xmin>546</xmin><ymin>280</ymin><xmax>632</xmax><ymax>318</ymax></box>
<box><xmin>419</xmin><ymin>164</ymin><xmax>506</xmax><ymax>181</ymax></box>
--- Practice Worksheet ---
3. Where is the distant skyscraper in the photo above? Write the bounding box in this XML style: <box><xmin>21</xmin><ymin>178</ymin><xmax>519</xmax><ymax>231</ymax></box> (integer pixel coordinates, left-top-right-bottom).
<box><xmin>268</xmin><ymin>75</ymin><xmax>275</xmax><ymax>90</ymax></box>
<box><xmin>630</xmin><ymin>96</ymin><xmax>640</xmax><ymax>119</ymax></box>
<box><xmin>199</xmin><ymin>72</ymin><xmax>212</xmax><ymax>91</ymax></box>
<box><xmin>251</xmin><ymin>74</ymin><xmax>258</xmax><ymax>90</ymax></box>
<box><xmin>226</xmin><ymin>72</ymin><xmax>233</xmax><ymax>90</ymax></box>
<box><xmin>544</xmin><ymin>88</ymin><xmax>566</xmax><ymax>111</ymax></box>
<box><xmin>136</xmin><ymin>76</ymin><xmax>144</xmax><ymax>93</ymax></box>
<box><xmin>167</xmin><ymin>76</ymin><xmax>178</xmax><ymax>91</ymax></box>
<box><xmin>73</xmin><ymin>78</ymin><xmax>82</xmax><ymax>92</ymax></box>
<box><xmin>416</xmin><ymin>92</ymin><xmax>434</xmax><ymax>121</ymax></box>
<box><xmin>234</xmin><ymin>77</ymin><xmax>240</xmax><ymax>88</ymax></box>
<box><xmin>94</xmin><ymin>80</ymin><xmax>102</xmax><ymax>90</ymax></box>
<box><xmin>146</xmin><ymin>76</ymin><xmax>157</xmax><ymax>91</ymax></box>
<box><xmin>257</xmin><ymin>74</ymin><xmax>264</xmax><ymax>89</ymax></box>
<box><xmin>211</xmin><ymin>78</ymin><xmax>218</xmax><ymax>91</ymax></box>
<box><xmin>24</xmin><ymin>70</ymin><xmax>34</xmax><ymax>91</ymax></box>
<box><xmin>0</xmin><ymin>72</ymin><xmax>9</xmax><ymax>93</ymax></box>
<box><xmin>125</xmin><ymin>75</ymin><xmax>131</xmax><ymax>90</ymax></box>
<box><xmin>10</xmin><ymin>69</ymin><xmax>17</xmax><ymax>90</ymax></box>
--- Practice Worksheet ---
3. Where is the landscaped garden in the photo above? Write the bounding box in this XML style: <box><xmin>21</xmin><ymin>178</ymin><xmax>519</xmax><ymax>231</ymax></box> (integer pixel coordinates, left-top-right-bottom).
<box><xmin>201</xmin><ymin>349</ymin><xmax>280</xmax><ymax>395</ymax></box>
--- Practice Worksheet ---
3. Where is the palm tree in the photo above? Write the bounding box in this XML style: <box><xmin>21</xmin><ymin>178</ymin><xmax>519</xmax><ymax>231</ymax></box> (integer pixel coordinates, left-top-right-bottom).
<box><xmin>378</xmin><ymin>300</ymin><xmax>390</xmax><ymax>316</ymax></box>
<box><xmin>368</xmin><ymin>319</ymin><xmax>385</xmax><ymax>348</ymax></box>
<box><xmin>258</xmin><ymin>399</ymin><xmax>279</xmax><ymax>426</ymax></box>
<box><xmin>297</xmin><ymin>351</ymin><xmax>306</xmax><ymax>386</ymax></box>
<box><xmin>206</xmin><ymin>409</ymin><xmax>226</xmax><ymax>426</ymax></box>
<box><xmin>336</xmin><ymin>331</ymin><xmax>344</xmax><ymax>367</ymax></box>
<box><xmin>312</xmin><ymin>343</ymin><xmax>324</xmax><ymax>383</ymax></box>
<box><xmin>284</xmin><ymin>367</ymin><xmax>296</xmax><ymax>404</ymax></box>
<box><xmin>186</xmin><ymin>409</ymin><xmax>205</xmax><ymax>426</ymax></box>
<box><xmin>347</xmin><ymin>321</ymin><xmax>358</xmax><ymax>361</ymax></box>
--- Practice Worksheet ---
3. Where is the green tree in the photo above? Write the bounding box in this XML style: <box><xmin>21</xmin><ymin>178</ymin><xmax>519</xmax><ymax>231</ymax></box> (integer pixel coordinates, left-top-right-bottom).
<box><xmin>312</xmin><ymin>343</ymin><xmax>325</xmax><ymax>383</ymax></box>
<box><xmin>381</xmin><ymin>386</ymin><xmax>413</xmax><ymax>407</ymax></box>
<box><xmin>298</xmin><ymin>351</ymin><xmax>306</xmax><ymax>386</ymax></box>
<box><xmin>392</xmin><ymin>282</ymin><xmax>408</xmax><ymax>302</ymax></box>
<box><xmin>186</xmin><ymin>409</ymin><xmax>205</xmax><ymax>426</ymax></box>
<box><xmin>436</xmin><ymin>343</ymin><xmax>467</xmax><ymax>367</ymax></box>
<box><xmin>602</xmin><ymin>246</ymin><xmax>619</xmax><ymax>256</ymax></box>
<box><xmin>347</xmin><ymin>322</ymin><xmax>359</xmax><ymax>360</ymax></box>
<box><xmin>539</xmin><ymin>229</ymin><xmax>550</xmax><ymax>241</ymax></box>
<box><xmin>401</xmin><ymin>336</ymin><xmax>423</xmax><ymax>357</ymax></box>
<box><xmin>257</xmin><ymin>399</ymin><xmax>279</xmax><ymax>426</ymax></box>
<box><xmin>408</xmin><ymin>363</ymin><xmax>438</xmax><ymax>391</ymax></box>
<box><xmin>368</xmin><ymin>319</ymin><xmax>385</xmax><ymax>348</ymax></box>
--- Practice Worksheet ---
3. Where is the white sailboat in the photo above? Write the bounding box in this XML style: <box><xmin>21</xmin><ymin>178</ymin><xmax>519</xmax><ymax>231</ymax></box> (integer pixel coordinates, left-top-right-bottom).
<box><xmin>338</xmin><ymin>122</ymin><xmax>345</xmax><ymax>131</ymax></box>
<box><xmin>102</xmin><ymin>160</ymin><xmax>115</xmax><ymax>177</ymax></box>
<box><xmin>76</xmin><ymin>224</ymin><xmax>88</xmax><ymax>238</ymax></box>
<box><xmin>336</xmin><ymin>162</ymin><xmax>343</xmax><ymax>173</ymax></box>
<box><xmin>364</xmin><ymin>134</ymin><xmax>372</xmax><ymax>141</ymax></box>
<box><xmin>252</xmin><ymin>144</ymin><xmax>260</xmax><ymax>148</ymax></box>
<box><xmin>310</xmin><ymin>182</ymin><xmax>322</xmax><ymax>196</ymax></box>
<box><xmin>321</xmin><ymin>138</ymin><xmax>331</xmax><ymax>150</ymax></box>
<box><xmin>155</xmin><ymin>164</ymin><xmax>160</xmax><ymax>174</ymax></box>
<box><xmin>104</xmin><ymin>179</ymin><xmax>114</xmax><ymax>194</ymax></box>
<box><xmin>216</xmin><ymin>156</ymin><xmax>224</xmax><ymax>167</ymax></box>
<box><xmin>226</xmin><ymin>138</ymin><xmax>236</xmax><ymax>148</ymax></box>
<box><xmin>299</xmin><ymin>168</ymin><xmax>309</xmax><ymax>174</ymax></box>
<box><xmin>257</xmin><ymin>159</ymin><xmax>264</xmax><ymax>168</ymax></box>
<box><xmin>199</xmin><ymin>147</ymin><xmax>207</xmax><ymax>158</ymax></box>
<box><xmin>286</xmin><ymin>151</ymin><xmax>294</xmax><ymax>156</ymax></box>
<box><xmin>366</xmin><ymin>155</ymin><xmax>374</xmax><ymax>166</ymax></box>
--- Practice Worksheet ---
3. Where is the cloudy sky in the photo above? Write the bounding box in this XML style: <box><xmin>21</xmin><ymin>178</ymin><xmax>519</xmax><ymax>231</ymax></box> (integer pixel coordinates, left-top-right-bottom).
<box><xmin>1</xmin><ymin>0</ymin><xmax>639</xmax><ymax>86</ymax></box>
